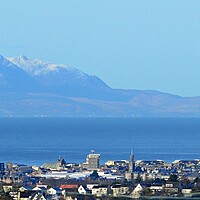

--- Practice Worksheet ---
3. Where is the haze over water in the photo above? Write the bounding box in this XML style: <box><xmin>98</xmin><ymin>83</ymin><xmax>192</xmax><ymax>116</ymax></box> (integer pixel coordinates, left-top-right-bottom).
<box><xmin>0</xmin><ymin>117</ymin><xmax>200</xmax><ymax>166</ymax></box>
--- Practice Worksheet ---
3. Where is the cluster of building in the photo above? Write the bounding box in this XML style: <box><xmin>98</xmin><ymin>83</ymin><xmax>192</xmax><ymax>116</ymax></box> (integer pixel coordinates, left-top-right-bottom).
<box><xmin>1</xmin><ymin>151</ymin><xmax>200</xmax><ymax>199</ymax></box>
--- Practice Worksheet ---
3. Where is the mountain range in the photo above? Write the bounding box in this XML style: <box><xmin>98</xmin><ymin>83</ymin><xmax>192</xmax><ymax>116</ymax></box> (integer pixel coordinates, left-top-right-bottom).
<box><xmin>0</xmin><ymin>54</ymin><xmax>200</xmax><ymax>117</ymax></box>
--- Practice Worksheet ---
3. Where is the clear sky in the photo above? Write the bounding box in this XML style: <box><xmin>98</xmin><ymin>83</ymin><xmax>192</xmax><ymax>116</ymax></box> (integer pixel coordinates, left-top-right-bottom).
<box><xmin>0</xmin><ymin>0</ymin><xmax>200</xmax><ymax>97</ymax></box>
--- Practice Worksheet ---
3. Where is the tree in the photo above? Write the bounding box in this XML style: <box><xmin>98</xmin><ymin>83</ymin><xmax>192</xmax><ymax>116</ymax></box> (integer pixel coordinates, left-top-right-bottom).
<box><xmin>168</xmin><ymin>174</ymin><xmax>178</xmax><ymax>182</ymax></box>
<box><xmin>142</xmin><ymin>188</ymin><xmax>152</xmax><ymax>196</ymax></box>
<box><xmin>89</xmin><ymin>170</ymin><xmax>99</xmax><ymax>180</ymax></box>
<box><xmin>153</xmin><ymin>178</ymin><xmax>166</xmax><ymax>184</ymax></box>
<box><xmin>180</xmin><ymin>176</ymin><xmax>191</xmax><ymax>188</ymax></box>
<box><xmin>135</xmin><ymin>174</ymin><xmax>142</xmax><ymax>183</ymax></box>
<box><xmin>194</xmin><ymin>177</ymin><xmax>200</xmax><ymax>183</ymax></box>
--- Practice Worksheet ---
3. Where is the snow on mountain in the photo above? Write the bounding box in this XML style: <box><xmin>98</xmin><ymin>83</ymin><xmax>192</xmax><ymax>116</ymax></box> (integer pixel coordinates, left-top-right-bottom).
<box><xmin>8</xmin><ymin>55</ymin><xmax>109</xmax><ymax>89</ymax></box>
<box><xmin>0</xmin><ymin>54</ymin><xmax>20</xmax><ymax>69</ymax></box>
<box><xmin>0</xmin><ymin>55</ymin><xmax>39</xmax><ymax>91</ymax></box>
<box><xmin>8</xmin><ymin>55</ymin><xmax>86</xmax><ymax>77</ymax></box>
<box><xmin>1</xmin><ymin>54</ymin><xmax>200</xmax><ymax>117</ymax></box>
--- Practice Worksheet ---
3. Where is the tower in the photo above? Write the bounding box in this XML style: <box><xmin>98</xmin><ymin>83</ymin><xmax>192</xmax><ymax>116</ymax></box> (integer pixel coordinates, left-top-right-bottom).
<box><xmin>129</xmin><ymin>149</ymin><xmax>135</xmax><ymax>173</ymax></box>
<box><xmin>86</xmin><ymin>150</ymin><xmax>100</xmax><ymax>170</ymax></box>
<box><xmin>125</xmin><ymin>150</ymin><xmax>135</xmax><ymax>182</ymax></box>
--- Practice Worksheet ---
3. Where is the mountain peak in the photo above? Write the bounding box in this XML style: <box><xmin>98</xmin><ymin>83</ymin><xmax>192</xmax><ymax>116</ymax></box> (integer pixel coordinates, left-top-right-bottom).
<box><xmin>20</xmin><ymin>55</ymin><xmax>28</xmax><ymax>60</ymax></box>
<box><xmin>7</xmin><ymin>55</ymin><xmax>110</xmax><ymax>89</ymax></box>
<box><xmin>0</xmin><ymin>54</ymin><xmax>39</xmax><ymax>92</ymax></box>
<box><xmin>0</xmin><ymin>54</ymin><xmax>17</xmax><ymax>68</ymax></box>
<box><xmin>8</xmin><ymin>56</ymin><xmax>70</xmax><ymax>76</ymax></box>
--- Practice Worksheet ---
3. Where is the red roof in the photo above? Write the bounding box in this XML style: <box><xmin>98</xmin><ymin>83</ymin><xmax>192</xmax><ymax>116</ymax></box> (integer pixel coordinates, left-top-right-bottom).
<box><xmin>60</xmin><ymin>184</ymin><xmax>79</xmax><ymax>189</ymax></box>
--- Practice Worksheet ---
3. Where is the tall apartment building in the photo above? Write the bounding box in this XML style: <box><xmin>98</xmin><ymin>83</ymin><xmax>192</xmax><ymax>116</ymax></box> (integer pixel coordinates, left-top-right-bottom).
<box><xmin>85</xmin><ymin>150</ymin><xmax>100</xmax><ymax>170</ymax></box>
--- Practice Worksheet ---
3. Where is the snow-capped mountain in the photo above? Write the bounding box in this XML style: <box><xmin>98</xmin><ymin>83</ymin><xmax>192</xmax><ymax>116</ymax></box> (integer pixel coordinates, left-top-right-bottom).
<box><xmin>8</xmin><ymin>55</ymin><xmax>86</xmax><ymax>77</ymax></box>
<box><xmin>8</xmin><ymin>55</ymin><xmax>109</xmax><ymax>89</ymax></box>
<box><xmin>1</xmin><ymin>54</ymin><xmax>200</xmax><ymax>117</ymax></box>
<box><xmin>0</xmin><ymin>55</ymin><xmax>38</xmax><ymax>92</ymax></box>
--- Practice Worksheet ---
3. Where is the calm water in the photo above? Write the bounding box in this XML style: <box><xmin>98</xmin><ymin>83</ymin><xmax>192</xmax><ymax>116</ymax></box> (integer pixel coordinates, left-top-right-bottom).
<box><xmin>0</xmin><ymin>117</ymin><xmax>200</xmax><ymax>166</ymax></box>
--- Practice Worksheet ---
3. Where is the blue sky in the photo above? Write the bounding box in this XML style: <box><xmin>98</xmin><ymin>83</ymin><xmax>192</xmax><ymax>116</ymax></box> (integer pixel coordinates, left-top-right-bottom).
<box><xmin>0</xmin><ymin>0</ymin><xmax>200</xmax><ymax>96</ymax></box>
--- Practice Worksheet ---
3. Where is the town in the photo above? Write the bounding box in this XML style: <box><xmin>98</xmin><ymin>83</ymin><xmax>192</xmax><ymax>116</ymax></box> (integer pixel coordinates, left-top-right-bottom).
<box><xmin>1</xmin><ymin>151</ymin><xmax>200</xmax><ymax>200</ymax></box>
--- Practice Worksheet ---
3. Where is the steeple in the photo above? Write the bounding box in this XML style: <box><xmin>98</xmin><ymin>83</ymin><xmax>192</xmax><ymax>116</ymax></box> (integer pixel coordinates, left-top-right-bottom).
<box><xmin>129</xmin><ymin>149</ymin><xmax>135</xmax><ymax>173</ymax></box>
<box><xmin>125</xmin><ymin>150</ymin><xmax>135</xmax><ymax>182</ymax></box>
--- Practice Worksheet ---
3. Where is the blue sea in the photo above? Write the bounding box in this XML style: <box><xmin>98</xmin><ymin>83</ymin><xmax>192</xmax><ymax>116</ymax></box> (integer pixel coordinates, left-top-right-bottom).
<box><xmin>0</xmin><ymin>117</ymin><xmax>200</xmax><ymax>166</ymax></box>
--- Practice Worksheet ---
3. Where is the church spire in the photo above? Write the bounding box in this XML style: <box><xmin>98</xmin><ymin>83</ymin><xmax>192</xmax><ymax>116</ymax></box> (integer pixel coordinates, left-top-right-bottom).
<box><xmin>125</xmin><ymin>150</ymin><xmax>135</xmax><ymax>182</ymax></box>
<box><xmin>129</xmin><ymin>149</ymin><xmax>135</xmax><ymax>173</ymax></box>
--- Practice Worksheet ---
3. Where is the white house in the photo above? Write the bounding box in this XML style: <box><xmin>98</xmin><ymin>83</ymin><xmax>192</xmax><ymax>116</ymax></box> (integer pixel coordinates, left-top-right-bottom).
<box><xmin>182</xmin><ymin>188</ymin><xmax>192</xmax><ymax>197</ymax></box>
<box><xmin>46</xmin><ymin>187</ymin><xmax>62</xmax><ymax>195</ymax></box>
<box><xmin>31</xmin><ymin>193</ymin><xmax>46</xmax><ymax>200</ymax></box>
<box><xmin>47</xmin><ymin>187</ymin><xmax>57</xmax><ymax>195</ymax></box>
<box><xmin>134</xmin><ymin>184</ymin><xmax>143</xmax><ymax>193</ymax></box>
<box><xmin>32</xmin><ymin>186</ymin><xmax>46</xmax><ymax>192</ymax></box>
<box><xmin>92</xmin><ymin>186</ymin><xmax>108</xmax><ymax>196</ymax></box>
<box><xmin>149</xmin><ymin>185</ymin><xmax>163</xmax><ymax>194</ymax></box>
<box><xmin>130</xmin><ymin>190</ymin><xmax>141</xmax><ymax>199</ymax></box>
<box><xmin>111</xmin><ymin>184</ymin><xmax>130</xmax><ymax>196</ymax></box>
<box><xmin>19</xmin><ymin>186</ymin><xmax>28</xmax><ymax>192</ymax></box>
<box><xmin>3</xmin><ymin>185</ymin><xmax>12</xmax><ymax>193</ymax></box>
<box><xmin>86</xmin><ymin>183</ymin><xmax>99</xmax><ymax>190</ymax></box>
<box><xmin>78</xmin><ymin>185</ymin><xmax>88</xmax><ymax>195</ymax></box>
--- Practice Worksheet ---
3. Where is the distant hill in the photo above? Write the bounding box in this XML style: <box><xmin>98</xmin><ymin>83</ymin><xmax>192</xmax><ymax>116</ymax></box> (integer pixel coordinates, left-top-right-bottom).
<box><xmin>0</xmin><ymin>54</ymin><xmax>199</xmax><ymax>117</ymax></box>
<box><xmin>8</xmin><ymin>55</ymin><xmax>112</xmax><ymax>99</ymax></box>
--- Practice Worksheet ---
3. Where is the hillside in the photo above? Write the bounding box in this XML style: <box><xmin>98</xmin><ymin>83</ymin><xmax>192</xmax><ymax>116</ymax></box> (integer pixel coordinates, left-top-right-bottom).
<box><xmin>0</xmin><ymin>55</ymin><xmax>199</xmax><ymax>117</ymax></box>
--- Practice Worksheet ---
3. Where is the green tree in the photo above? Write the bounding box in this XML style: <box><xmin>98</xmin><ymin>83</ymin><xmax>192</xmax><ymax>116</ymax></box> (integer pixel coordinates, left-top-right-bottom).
<box><xmin>168</xmin><ymin>174</ymin><xmax>178</xmax><ymax>182</ymax></box>
<box><xmin>135</xmin><ymin>174</ymin><xmax>142</xmax><ymax>183</ymax></box>
<box><xmin>143</xmin><ymin>188</ymin><xmax>153</xmax><ymax>196</ymax></box>
<box><xmin>194</xmin><ymin>177</ymin><xmax>200</xmax><ymax>183</ymax></box>
<box><xmin>90</xmin><ymin>170</ymin><xmax>99</xmax><ymax>180</ymax></box>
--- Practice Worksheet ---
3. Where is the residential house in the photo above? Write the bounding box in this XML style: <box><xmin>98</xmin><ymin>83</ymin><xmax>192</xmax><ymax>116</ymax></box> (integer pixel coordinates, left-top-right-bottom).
<box><xmin>30</xmin><ymin>193</ymin><xmax>46</xmax><ymax>200</ymax></box>
<box><xmin>163</xmin><ymin>182</ymin><xmax>181</xmax><ymax>196</ymax></box>
<box><xmin>60</xmin><ymin>184</ymin><xmax>78</xmax><ymax>195</ymax></box>
<box><xmin>133</xmin><ymin>184</ymin><xmax>143</xmax><ymax>193</ymax></box>
<box><xmin>78</xmin><ymin>185</ymin><xmax>90</xmax><ymax>195</ymax></box>
<box><xmin>111</xmin><ymin>184</ymin><xmax>130</xmax><ymax>196</ymax></box>
<box><xmin>130</xmin><ymin>183</ymin><xmax>143</xmax><ymax>199</ymax></box>
<box><xmin>32</xmin><ymin>186</ymin><xmax>47</xmax><ymax>193</ymax></box>
<box><xmin>18</xmin><ymin>191</ymin><xmax>36</xmax><ymax>200</ymax></box>
<box><xmin>149</xmin><ymin>184</ymin><xmax>163</xmax><ymax>194</ymax></box>
<box><xmin>46</xmin><ymin>187</ymin><xmax>62</xmax><ymax>195</ymax></box>
<box><xmin>19</xmin><ymin>186</ymin><xmax>28</xmax><ymax>192</ymax></box>
<box><xmin>181</xmin><ymin>188</ymin><xmax>192</xmax><ymax>197</ymax></box>
<box><xmin>86</xmin><ymin>183</ymin><xmax>99</xmax><ymax>190</ymax></box>
<box><xmin>92</xmin><ymin>185</ymin><xmax>108</xmax><ymax>196</ymax></box>
<box><xmin>3</xmin><ymin>185</ymin><xmax>13</xmax><ymax>193</ymax></box>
